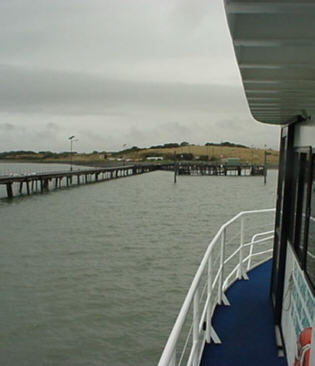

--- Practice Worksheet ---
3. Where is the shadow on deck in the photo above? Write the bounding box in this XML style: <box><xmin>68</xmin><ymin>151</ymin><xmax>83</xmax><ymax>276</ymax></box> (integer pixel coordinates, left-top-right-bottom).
<box><xmin>200</xmin><ymin>260</ymin><xmax>288</xmax><ymax>366</ymax></box>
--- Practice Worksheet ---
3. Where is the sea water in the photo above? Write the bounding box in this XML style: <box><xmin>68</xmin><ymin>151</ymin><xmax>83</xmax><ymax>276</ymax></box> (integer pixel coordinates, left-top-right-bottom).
<box><xmin>0</xmin><ymin>163</ymin><xmax>278</xmax><ymax>365</ymax></box>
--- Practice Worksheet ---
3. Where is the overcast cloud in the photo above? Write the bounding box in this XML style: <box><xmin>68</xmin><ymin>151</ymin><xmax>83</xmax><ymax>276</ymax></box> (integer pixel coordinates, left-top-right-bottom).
<box><xmin>0</xmin><ymin>0</ymin><xmax>280</xmax><ymax>152</ymax></box>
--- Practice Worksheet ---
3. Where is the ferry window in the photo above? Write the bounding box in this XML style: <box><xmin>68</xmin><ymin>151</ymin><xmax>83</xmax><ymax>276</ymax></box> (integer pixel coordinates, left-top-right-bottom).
<box><xmin>293</xmin><ymin>152</ymin><xmax>310</xmax><ymax>262</ymax></box>
<box><xmin>296</xmin><ymin>153</ymin><xmax>310</xmax><ymax>261</ymax></box>
<box><xmin>306</xmin><ymin>155</ymin><xmax>315</xmax><ymax>287</ymax></box>
<box><xmin>289</xmin><ymin>152</ymin><xmax>300</xmax><ymax>244</ymax></box>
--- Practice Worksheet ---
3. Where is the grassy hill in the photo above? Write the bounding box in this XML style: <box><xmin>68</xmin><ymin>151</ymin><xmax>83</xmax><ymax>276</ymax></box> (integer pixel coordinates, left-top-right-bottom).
<box><xmin>122</xmin><ymin>145</ymin><xmax>279</xmax><ymax>166</ymax></box>
<box><xmin>0</xmin><ymin>144</ymin><xmax>279</xmax><ymax>166</ymax></box>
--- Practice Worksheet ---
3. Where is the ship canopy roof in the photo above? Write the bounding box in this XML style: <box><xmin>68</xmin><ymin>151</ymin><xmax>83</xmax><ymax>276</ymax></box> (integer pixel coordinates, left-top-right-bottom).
<box><xmin>224</xmin><ymin>0</ymin><xmax>315</xmax><ymax>124</ymax></box>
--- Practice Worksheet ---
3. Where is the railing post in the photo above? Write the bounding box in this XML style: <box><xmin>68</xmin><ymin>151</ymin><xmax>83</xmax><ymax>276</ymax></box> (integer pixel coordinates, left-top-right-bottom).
<box><xmin>218</xmin><ymin>228</ymin><xmax>226</xmax><ymax>304</ymax></box>
<box><xmin>192</xmin><ymin>287</ymin><xmax>200</xmax><ymax>366</ymax></box>
<box><xmin>238</xmin><ymin>216</ymin><xmax>248</xmax><ymax>280</ymax></box>
<box><xmin>206</xmin><ymin>257</ymin><xmax>212</xmax><ymax>343</ymax></box>
<box><xmin>169</xmin><ymin>349</ymin><xmax>176</xmax><ymax>366</ymax></box>
<box><xmin>247</xmin><ymin>236</ymin><xmax>255</xmax><ymax>271</ymax></box>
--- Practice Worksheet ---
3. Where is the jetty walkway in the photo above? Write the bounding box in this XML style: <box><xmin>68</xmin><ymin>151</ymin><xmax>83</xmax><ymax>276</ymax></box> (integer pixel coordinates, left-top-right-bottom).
<box><xmin>0</xmin><ymin>164</ymin><xmax>157</xmax><ymax>198</ymax></box>
<box><xmin>162</xmin><ymin>163</ymin><xmax>265</xmax><ymax>176</ymax></box>
<box><xmin>0</xmin><ymin>162</ymin><xmax>266</xmax><ymax>199</ymax></box>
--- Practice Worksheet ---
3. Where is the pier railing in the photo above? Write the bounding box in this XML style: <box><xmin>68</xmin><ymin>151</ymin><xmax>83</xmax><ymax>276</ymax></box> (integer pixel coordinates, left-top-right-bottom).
<box><xmin>158</xmin><ymin>208</ymin><xmax>275</xmax><ymax>366</ymax></box>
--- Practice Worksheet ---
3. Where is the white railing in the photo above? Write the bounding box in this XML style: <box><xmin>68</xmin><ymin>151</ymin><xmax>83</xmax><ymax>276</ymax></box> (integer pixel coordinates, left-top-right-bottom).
<box><xmin>158</xmin><ymin>208</ymin><xmax>276</xmax><ymax>366</ymax></box>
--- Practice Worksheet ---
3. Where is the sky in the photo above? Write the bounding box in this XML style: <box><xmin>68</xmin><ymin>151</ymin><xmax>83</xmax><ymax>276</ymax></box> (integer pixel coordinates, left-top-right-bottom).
<box><xmin>0</xmin><ymin>0</ymin><xmax>280</xmax><ymax>153</ymax></box>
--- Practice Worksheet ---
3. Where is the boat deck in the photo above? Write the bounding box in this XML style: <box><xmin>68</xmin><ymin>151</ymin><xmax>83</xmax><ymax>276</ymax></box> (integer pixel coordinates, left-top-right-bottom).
<box><xmin>200</xmin><ymin>260</ymin><xmax>288</xmax><ymax>366</ymax></box>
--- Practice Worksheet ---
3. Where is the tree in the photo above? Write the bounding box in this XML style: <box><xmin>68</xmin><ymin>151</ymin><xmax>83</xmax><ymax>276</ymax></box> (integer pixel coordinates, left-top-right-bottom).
<box><xmin>164</xmin><ymin>143</ymin><xmax>179</xmax><ymax>148</ymax></box>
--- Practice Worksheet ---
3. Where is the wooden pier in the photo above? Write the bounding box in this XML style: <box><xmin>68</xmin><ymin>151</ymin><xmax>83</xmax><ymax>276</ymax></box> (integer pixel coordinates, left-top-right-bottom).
<box><xmin>161</xmin><ymin>163</ymin><xmax>265</xmax><ymax>176</ymax></box>
<box><xmin>0</xmin><ymin>162</ymin><xmax>267</xmax><ymax>199</ymax></box>
<box><xmin>0</xmin><ymin>165</ymin><xmax>156</xmax><ymax>199</ymax></box>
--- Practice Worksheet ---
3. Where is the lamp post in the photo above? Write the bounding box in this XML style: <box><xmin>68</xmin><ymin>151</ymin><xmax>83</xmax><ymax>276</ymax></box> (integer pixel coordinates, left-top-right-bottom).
<box><xmin>264</xmin><ymin>147</ymin><xmax>267</xmax><ymax>185</ymax></box>
<box><xmin>68</xmin><ymin>135</ymin><xmax>76</xmax><ymax>171</ymax></box>
<box><xmin>122</xmin><ymin>144</ymin><xmax>127</xmax><ymax>166</ymax></box>
<box><xmin>251</xmin><ymin>145</ymin><xmax>254</xmax><ymax>164</ymax></box>
<box><xmin>174</xmin><ymin>150</ymin><xmax>177</xmax><ymax>184</ymax></box>
<box><xmin>264</xmin><ymin>145</ymin><xmax>271</xmax><ymax>185</ymax></box>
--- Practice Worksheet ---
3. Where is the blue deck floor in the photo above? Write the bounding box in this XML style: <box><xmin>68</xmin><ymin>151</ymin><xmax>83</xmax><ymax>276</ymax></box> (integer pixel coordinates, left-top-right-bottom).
<box><xmin>200</xmin><ymin>260</ymin><xmax>288</xmax><ymax>366</ymax></box>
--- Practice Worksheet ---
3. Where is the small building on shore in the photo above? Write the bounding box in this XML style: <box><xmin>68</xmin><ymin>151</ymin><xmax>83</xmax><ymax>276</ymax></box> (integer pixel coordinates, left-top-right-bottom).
<box><xmin>222</xmin><ymin>158</ymin><xmax>241</xmax><ymax>165</ymax></box>
<box><xmin>146</xmin><ymin>156</ymin><xmax>163</xmax><ymax>161</ymax></box>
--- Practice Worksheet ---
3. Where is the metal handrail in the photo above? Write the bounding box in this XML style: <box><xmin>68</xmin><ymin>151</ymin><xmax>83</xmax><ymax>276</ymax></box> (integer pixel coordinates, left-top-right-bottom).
<box><xmin>158</xmin><ymin>208</ymin><xmax>275</xmax><ymax>366</ymax></box>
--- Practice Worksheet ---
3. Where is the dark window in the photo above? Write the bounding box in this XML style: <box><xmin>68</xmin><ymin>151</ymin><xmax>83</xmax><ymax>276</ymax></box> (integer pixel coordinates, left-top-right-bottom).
<box><xmin>295</xmin><ymin>153</ymin><xmax>310</xmax><ymax>263</ymax></box>
<box><xmin>289</xmin><ymin>148</ymin><xmax>314</xmax><ymax>289</ymax></box>
<box><xmin>271</xmin><ymin>125</ymin><xmax>295</xmax><ymax>324</ymax></box>
<box><xmin>306</xmin><ymin>156</ymin><xmax>315</xmax><ymax>287</ymax></box>
<box><xmin>289</xmin><ymin>152</ymin><xmax>300</xmax><ymax>244</ymax></box>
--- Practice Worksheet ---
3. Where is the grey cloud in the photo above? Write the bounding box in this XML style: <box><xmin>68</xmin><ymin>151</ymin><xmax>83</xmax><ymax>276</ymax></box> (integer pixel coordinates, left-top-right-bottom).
<box><xmin>0</xmin><ymin>0</ymin><xmax>233</xmax><ymax>79</ymax></box>
<box><xmin>0</xmin><ymin>123</ymin><xmax>15</xmax><ymax>131</ymax></box>
<box><xmin>0</xmin><ymin>64</ymin><xmax>246</xmax><ymax>116</ymax></box>
<box><xmin>46</xmin><ymin>122</ymin><xmax>60</xmax><ymax>131</ymax></box>
<box><xmin>0</xmin><ymin>1</ymin><xmax>281</xmax><ymax>152</ymax></box>
<box><xmin>170</xmin><ymin>0</ymin><xmax>215</xmax><ymax>29</ymax></box>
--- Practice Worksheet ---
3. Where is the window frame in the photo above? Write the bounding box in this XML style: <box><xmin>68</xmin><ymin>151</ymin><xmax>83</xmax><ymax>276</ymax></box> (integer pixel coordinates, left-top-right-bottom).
<box><xmin>289</xmin><ymin>146</ymin><xmax>314</xmax><ymax>291</ymax></box>
<box><xmin>304</xmin><ymin>151</ymin><xmax>315</xmax><ymax>291</ymax></box>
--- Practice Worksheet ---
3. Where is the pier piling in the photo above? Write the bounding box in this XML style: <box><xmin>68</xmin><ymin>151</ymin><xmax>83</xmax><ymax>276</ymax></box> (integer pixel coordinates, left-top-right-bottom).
<box><xmin>6</xmin><ymin>183</ymin><xmax>13</xmax><ymax>198</ymax></box>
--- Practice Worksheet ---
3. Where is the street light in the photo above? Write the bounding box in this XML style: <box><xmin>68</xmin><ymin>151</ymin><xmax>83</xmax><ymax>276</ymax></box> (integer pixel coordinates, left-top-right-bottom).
<box><xmin>264</xmin><ymin>145</ymin><xmax>272</xmax><ymax>185</ymax></box>
<box><xmin>68</xmin><ymin>136</ymin><xmax>78</xmax><ymax>171</ymax></box>
<box><xmin>122</xmin><ymin>144</ymin><xmax>127</xmax><ymax>165</ymax></box>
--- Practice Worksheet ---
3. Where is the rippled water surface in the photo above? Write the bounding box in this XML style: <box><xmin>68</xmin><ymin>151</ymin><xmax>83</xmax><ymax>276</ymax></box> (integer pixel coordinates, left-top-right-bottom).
<box><xmin>0</xmin><ymin>163</ymin><xmax>278</xmax><ymax>365</ymax></box>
